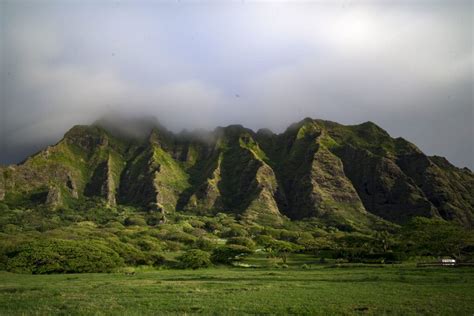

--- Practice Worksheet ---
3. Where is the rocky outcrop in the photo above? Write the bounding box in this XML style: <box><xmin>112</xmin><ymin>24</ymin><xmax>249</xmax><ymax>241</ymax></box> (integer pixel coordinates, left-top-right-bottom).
<box><xmin>106</xmin><ymin>164</ymin><xmax>117</xmax><ymax>207</ymax></box>
<box><xmin>46</xmin><ymin>185</ymin><xmax>62</xmax><ymax>209</ymax></box>
<box><xmin>177</xmin><ymin>127</ymin><xmax>285</xmax><ymax>224</ymax></box>
<box><xmin>84</xmin><ymin>158</ymin><xmax>115</xmax><ymax>206</ymax></box>
<box><xmin>308</xmin><ymin>145</ymin><xmax>367</xmax><ymax>216</ymax></box>
<box><xmin>184</xmin><ymin>154</ymin><xmax>223</xmax><ymax>213</ymax></box>
<box><xmin>396</xmin><ymin>152</ymin><xmax>474</xmax><ymax>226</ymax></box>
<box><xmin>241</xmin><ymin>162</ymin><xmax>284</xmax><ymax>224</ymax></box>
<box><xmin>262</xmin><ymin>124</ymin><xmax>368</xmax><ymax>227</ymax></box>
<box><xmin>119</xmin><ymin>130</ymin><xmax>191</xmax><ymax>213</ymax></box>
<box><xmin>63</xmin><ymin>125</ymin><xmax>110</xmax><ymax>154</ymax></box>
<box><xmin>119</xmin><ymin>149</ymin><xmax>159</xmax><ymax>209</ymax></box>
<box><xmin>335</xmin><ymin>145</ymin><xmax>438</xmax><ymax>223</ymax></box>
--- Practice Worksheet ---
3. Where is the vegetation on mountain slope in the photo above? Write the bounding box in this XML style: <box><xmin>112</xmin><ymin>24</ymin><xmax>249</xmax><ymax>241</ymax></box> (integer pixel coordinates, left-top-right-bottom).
<box><xmin>0</xmin><ymin>117</ymin><xmax>472</xmax><ymax>273</ymax></box>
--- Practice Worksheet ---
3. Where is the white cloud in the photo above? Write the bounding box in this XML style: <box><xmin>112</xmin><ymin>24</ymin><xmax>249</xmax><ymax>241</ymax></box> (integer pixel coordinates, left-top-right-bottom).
<box><xmin>1</xmin><ymin>1</ymin><xmax>472</xmax><ymax>168</ymax></box>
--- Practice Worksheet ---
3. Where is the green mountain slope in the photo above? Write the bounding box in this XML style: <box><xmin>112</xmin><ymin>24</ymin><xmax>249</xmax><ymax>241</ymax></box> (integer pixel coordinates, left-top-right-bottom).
<box><xmin>1</xmin><ymin>117</ymin><xmax>472</xmax><ymax>228</ymax></box>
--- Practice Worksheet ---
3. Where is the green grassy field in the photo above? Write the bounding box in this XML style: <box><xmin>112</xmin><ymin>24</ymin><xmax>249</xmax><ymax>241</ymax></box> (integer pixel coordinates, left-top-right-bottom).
<box><xmin>1</xmin><ymin>265</ymin><xmax>473</xmax><ymax>315</ymax></box>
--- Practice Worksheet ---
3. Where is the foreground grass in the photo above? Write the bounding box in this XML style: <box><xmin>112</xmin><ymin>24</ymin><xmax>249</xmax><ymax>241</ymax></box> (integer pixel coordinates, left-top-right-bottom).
<box><xmin>0</xmin><ymin>266</ymin><xmax>473</xmax><ymax>315</ymax></box>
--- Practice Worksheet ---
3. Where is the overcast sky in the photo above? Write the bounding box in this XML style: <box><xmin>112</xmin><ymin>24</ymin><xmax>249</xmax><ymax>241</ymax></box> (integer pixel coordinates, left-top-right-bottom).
<box><xmin>0</xmin><ymin>0</ymin><xmax>472</xmax><ymax>168</ymax></box>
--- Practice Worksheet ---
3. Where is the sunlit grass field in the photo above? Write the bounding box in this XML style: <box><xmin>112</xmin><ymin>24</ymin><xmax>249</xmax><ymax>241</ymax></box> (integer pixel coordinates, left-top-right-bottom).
<box><xmin>1</xmin><ymin>264</ymin><xmax>473</xmax><ymax>315</ymax></box>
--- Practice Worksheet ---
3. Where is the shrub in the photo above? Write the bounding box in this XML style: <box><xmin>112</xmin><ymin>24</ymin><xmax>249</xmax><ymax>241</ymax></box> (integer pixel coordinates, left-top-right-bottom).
<box><xmin>226</xmin><ymin>237</ymin><xmax>256</xmax><ymax>250</ymax></box>
<box><xmin>255</xmin><ymin>235</ymin><xmax>275</xmax><ymax>247</ymax></box>
<box><xmin>194</xmin><ymin>237</ymin><xmax>217</xmax><ymax>251</ymax></box>
<box><xmin>177</xmin><ymin>249</ymin><xmax>211</xmax><ymax>269</ymax></box>
<box><xmin>145</xmin><ymin>214</ymin><xmax>164</xmax><ymax>226</ymax></box>
<box><xmin>5</xmin><ymin>239</ymin><xmax>123</xmax><ymax>274</ymax></box>
<box><xmin>2</xmin><ymin>224</ymin><xmax>20</xmax><ymax>234</ymax></box>
<box><xmin>146</xmin><ymin>251</ymin><xmax>166</xmax><ymax>267</ymax></box>
<box><xmin>247</xmin><ymin>225</ymin><xmax>263</xmax><ymax>236</ymax></box>
<box><xmin>188</xmin><ymin>219</ymin><xmax>205</xmax><ymax>228</ymax></box>
<box><xmin>204</xmin><ymin>220</ymin><xmax>222</xmax><ymax>232</ymax></box>
<box><xmin>184</xmin><ymin>227</ymin><xmax>207</xmax><ymax>238</ymax></box>
<box><xmin>135</xmin><ymin>239</ymin><xmax>162</xmax><ymax>252</ymax></box>
<box><xmin>402</xmin><ymin>217</ymin><xmax>473</xmax><ymax>260</ymax></box>
<box><xmin>0</xmin><ymin>203</ymin><xmax>9</xmax><ymax>212</ymax></box>
<box><xmin>105</xmin><ymin>221</ymin><xmax>125</xmax><ymax>230</ymax></box>
<box><xmin>279</xmin><ymin>230</ymin><xmax>301</xmax><ymax>242</ymax></box>
<box><xmin>220</xmin><ymin>224</ymin><xmax>248</xmax><ymax>238</ymax></box>
<box><xmin>164</xmin><ymin>241</ymin><xmax>183</xmax><ymax>251</ymax></box>
<box><xmin>263</xmin><ymin>240</ymin><xmax>303</xmax><ymax>264</ymax></box>
<box><xmin>211</xmin><ymin>245</ymin><xmax>253</xmax><ymax>264</ymax></box>
<box><xmin>124</xmin><ymin>215</ymin><xmax>147</xmax><ymax>227</ymax></box>
<box><xmin>162</xmin><ymin>230</ymin><xmax>196</xmax><ymax>245</ymax></box>
<box><xmin>106</xmin><ymin>239</ymin><xmax>148</xmax><ymax>265</ymax></box>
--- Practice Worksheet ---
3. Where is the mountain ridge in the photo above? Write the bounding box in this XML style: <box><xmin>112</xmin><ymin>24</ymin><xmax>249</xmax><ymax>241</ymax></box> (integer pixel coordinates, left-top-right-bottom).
<box><xmin>1</xmin><ymin>117</ymin><xmax>472</xmax><ymax>229</ymax></box>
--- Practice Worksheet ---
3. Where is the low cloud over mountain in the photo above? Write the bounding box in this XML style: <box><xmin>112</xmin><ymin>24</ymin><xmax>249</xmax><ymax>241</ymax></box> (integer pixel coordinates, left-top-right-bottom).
<box><xmin>1</xmin><ymin>1</ymin><xmax>472</xmax><ymax>168</ymax></box>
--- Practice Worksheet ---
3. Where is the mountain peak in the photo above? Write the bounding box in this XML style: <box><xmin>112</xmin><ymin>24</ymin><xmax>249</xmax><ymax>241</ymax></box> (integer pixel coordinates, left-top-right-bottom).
<box><xmin>93</xmin><ymin>114</ymin><xmax>164</xmax><ymax>140</ymax></box>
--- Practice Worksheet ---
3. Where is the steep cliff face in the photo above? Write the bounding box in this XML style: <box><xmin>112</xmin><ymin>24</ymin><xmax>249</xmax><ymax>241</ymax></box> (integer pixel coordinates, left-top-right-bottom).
<box><xmin>334</xmin><ymin>145</ymin><xmax>437</xmax><ymax>223</ymax></box>
<box><xmin>396</xmin><ymin>151</ymin><xmax>474</xmax><ymax>226</ymax></box>
<box><xmin>257</xmin><ymin>118</ymin><xmax>472</xmax><ymax>226</ymax></box>
<box><xmin>184</xmin><ymin>153</ymin><xmax>223</xmax><ymax>213</ymax></box>
<box><xmin>263</xmin><ymin>122</ymin><xmax>367</xmax><ymax>224</ymax></box>
<box><xmin>45</xmin><ymin>185</ymin><xmax>62</xmax><ymax>209</ymax></box>
<box><xmin>180</xmin><ymin>126</ymin><xmax>284</xmax><ymax>224</ymax></box>
<box><xmin>1</xmin><ymin>125</ymin><xmax>130</xmax><ymax>209</ymax></box>
<box><xmin>84</xmin><ymin>155</ymin><xmax>120</xmax><ymax>207</ymax></box>
<box><xmin>2</xmin><ymin>117</ymin><xmax>473</xmax><ymax>227</ymax></box>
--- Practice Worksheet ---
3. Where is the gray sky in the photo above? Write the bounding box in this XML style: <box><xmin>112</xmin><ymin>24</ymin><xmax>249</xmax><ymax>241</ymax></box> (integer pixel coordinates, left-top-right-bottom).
<box><xmin>1</xmin><ymin>0</ymin><xmax>473</xmax><ymax>168</ymax></box>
